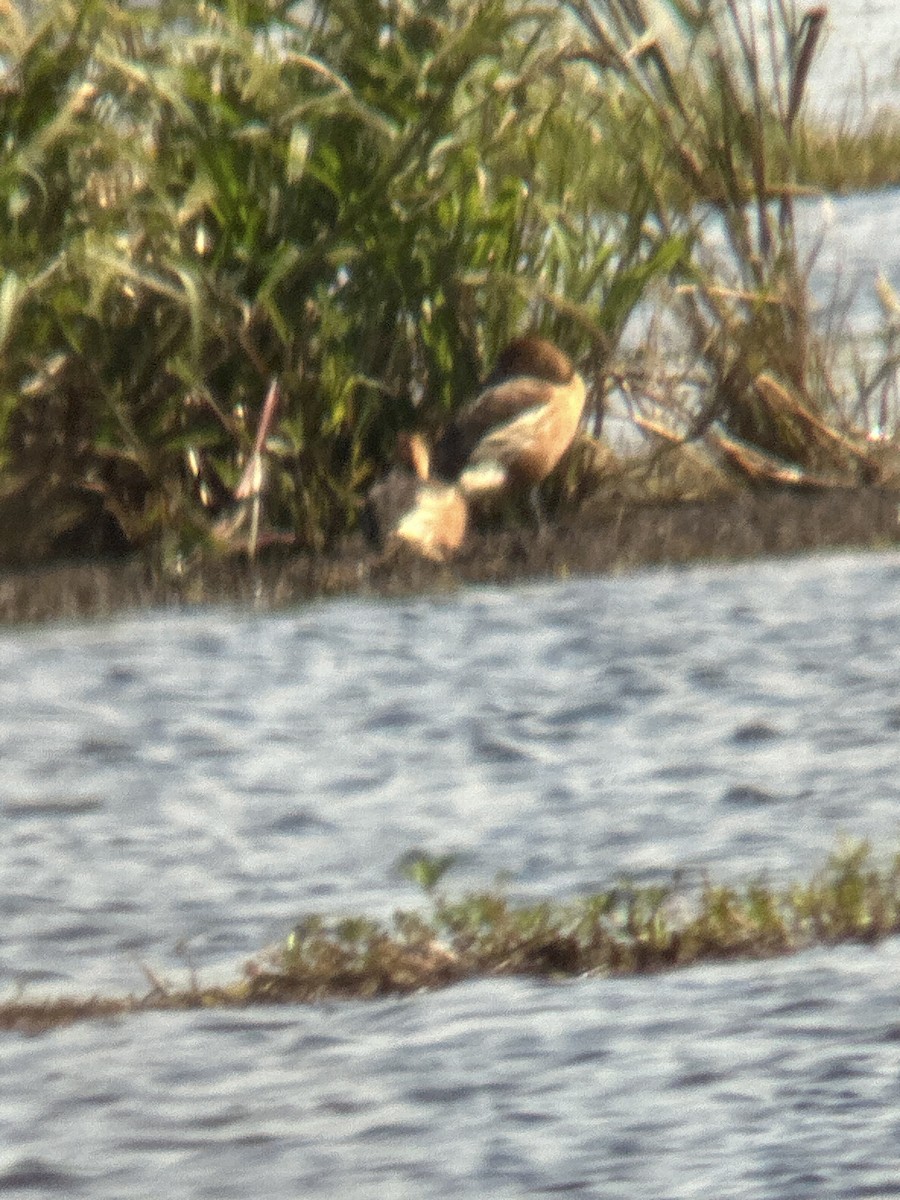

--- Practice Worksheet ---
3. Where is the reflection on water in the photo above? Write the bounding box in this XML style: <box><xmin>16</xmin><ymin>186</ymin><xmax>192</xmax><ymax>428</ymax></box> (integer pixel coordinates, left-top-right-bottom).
<box><xmin>1</xmin><ymin>548</ymin><xmax>900</xmax><ymax>1196</ymax></box>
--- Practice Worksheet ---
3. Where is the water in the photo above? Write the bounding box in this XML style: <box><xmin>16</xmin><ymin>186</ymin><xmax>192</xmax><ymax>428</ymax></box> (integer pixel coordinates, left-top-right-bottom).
<box><xmin>2</xmin><ymin>547</ymin><xmax>900</xmax><ymax>1196</ymax></box>
<box><xmin>736</xmin><ymin>0</ymin><xmax>900</xmax><ymax>330</ymax></box>
<box><xmin>3</xmin><ymin>952</ymin><xmax>900</xmax><ymax>1199</ymax></box>
<box><xmin>605</xmin><ymin>2</ymin><xmax>900</xmax><ymax>449</ymax></box>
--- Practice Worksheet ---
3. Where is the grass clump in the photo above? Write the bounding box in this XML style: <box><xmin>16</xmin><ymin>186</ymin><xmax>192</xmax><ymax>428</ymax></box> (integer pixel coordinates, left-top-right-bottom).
<box><xmin>0</xmin><ymin>0</ymin><xmax>682</xmax><ymax>563</ymax></box>
<box><xmin>4</xmin><ymin>840</ymin><xmax>900</xmax><ymax>1034</ymax></box>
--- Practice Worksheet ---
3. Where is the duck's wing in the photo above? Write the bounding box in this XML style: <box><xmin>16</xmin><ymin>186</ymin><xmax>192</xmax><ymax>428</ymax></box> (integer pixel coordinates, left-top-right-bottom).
<box><xmin>433</xmin><ymin>377</ymin><xmax>555</xmax><ymax>479</ymax></box>
<box><xmin>459</xmin><ymin>374</ymin><xmax>587</xmax><ymax>494</ymax></box>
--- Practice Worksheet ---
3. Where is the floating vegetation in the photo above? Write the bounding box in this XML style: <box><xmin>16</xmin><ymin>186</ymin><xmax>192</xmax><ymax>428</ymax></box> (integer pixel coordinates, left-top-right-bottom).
<box><xmin>4</xmin><ymin>841</ymin><xmax>900</xmax><ymax>1034</ymax></box>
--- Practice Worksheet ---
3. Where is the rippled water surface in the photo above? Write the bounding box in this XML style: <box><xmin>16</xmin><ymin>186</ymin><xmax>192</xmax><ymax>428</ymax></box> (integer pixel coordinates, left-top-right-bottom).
<box><xmin>2</xmin><ymin>548</ymin><xmax>900</xmax><ymax>1197</ymax></box>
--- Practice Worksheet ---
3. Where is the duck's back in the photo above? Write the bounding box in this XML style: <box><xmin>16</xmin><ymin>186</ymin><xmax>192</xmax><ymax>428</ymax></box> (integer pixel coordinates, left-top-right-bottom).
<box><xmin>433</xmin><ymin>337</ymin><xmax>585</xmax><ymax>490</ymax></box>
<box><xmin>432</xmin><ymin>376</ymin><xmax>558</xmax><ymax>480</ymax></box>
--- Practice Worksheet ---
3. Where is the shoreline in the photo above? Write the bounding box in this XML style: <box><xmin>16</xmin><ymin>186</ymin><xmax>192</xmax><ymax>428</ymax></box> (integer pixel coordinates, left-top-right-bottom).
<box><xmin>1</xmin><ymin>487</ymin><xmax>898</xmax><ymax>626</ymax></box>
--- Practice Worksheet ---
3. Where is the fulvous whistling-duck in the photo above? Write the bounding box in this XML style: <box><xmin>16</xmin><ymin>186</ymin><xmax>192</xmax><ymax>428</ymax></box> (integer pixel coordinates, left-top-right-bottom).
<box><xmin>431</xmin><ymin>336</ymin><xmax>586</xmax><ymax>505</ymax></box>
<box><xmin>364</xmin><ymin>432</ymin><xmax>468</xmax><ymax>562</ymax></box>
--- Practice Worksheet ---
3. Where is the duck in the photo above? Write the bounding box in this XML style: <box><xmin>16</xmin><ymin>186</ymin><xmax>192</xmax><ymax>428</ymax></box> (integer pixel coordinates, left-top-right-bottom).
<box><xmin>431</xmin><ymin>336</ymin><xmax>587</xmax><ymax>510</ymax></box>
<box><xmin>363</xmin><ymin>431</ymin><xmax>468</xmax><ymax>562</ymax></box>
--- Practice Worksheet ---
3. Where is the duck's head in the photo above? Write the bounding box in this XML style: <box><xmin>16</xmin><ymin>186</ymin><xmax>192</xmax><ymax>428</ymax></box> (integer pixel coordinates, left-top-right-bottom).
<box><xmin>485</xmin><ymin>336</ymin><xmax>575</xmax><ymax>388</ymax></box>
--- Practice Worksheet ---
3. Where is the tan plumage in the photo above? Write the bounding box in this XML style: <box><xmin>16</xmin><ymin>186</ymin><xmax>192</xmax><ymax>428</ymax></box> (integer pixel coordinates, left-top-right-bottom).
<box><xmin>364</xmin><ymin>432</ymin><xmax>467</xmax><ymax>562</ymax></box>
<box><xmin>432</xmin><ymin>336</ymin><xmax>587</xmax><ymax>498</ymax></box>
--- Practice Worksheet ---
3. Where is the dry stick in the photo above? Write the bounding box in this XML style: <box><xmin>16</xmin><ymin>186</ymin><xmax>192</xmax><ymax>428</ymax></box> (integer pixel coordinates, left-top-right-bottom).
<box><xmin>754</xmin><ymin>374</ymin><xmax>879</xmax><ymax>474</ymax></box>
<box><xmin>773</xmin><ymin>8</ymin><xmax>828</xmax><ymax>379</ymax></box>
<box><xmin>707</xmin><ymin>424</ymin><xmax>853</xmax><ymax>488</ymax></box>
<box><xmin>234</xmin><ymin>377</ymin><xmax>281</xmax><ymax>558</ymax></box>
<box><xmin>786</xmin><ymin>6</ymin><xmax>827</xmax><ymax>134</ymax></box>
<box><xmin>613</xmin><ymin>0</ymin><xmax>691</xmax><ymax>120</ymax></box>
<box><xmin>725</xmin><ymin>0</ymin><xmax>773</xmax><ymax>264</ymax></box>
<box><xmin>780</xmin><ymin>5</ymin><xmax>827</xmax><ymax>239</ymax></box>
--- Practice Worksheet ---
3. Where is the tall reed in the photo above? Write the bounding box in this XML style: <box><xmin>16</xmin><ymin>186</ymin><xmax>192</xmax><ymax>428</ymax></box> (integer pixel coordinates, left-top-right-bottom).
<box><xmin>566</xmin><ymin>0</ymin><xmax>897</xmax><ymax>485</ymax></box>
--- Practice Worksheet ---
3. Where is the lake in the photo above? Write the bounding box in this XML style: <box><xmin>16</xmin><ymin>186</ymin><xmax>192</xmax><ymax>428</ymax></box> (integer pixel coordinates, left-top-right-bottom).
<box><xmin>2</xmin><ymin>548</ymin><xmax>900</xmax><ymax>1196</ymax></box>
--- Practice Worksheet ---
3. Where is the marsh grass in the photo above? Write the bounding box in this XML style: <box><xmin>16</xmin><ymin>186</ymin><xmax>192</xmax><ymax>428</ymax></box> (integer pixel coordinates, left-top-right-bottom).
<box><xmin>1</xmin><ymin>0</ymin><xmax>900</xmax><ymax>566</ymax></box>
<box><xmin>796</xmin><ymin>111</ymin><xmax>900</xmax><ymax>194</ymax></box>
<box><xmin>4</xmin><ymin>841</ymin><xmax>900</xmax><ymax>1033</ymax></box>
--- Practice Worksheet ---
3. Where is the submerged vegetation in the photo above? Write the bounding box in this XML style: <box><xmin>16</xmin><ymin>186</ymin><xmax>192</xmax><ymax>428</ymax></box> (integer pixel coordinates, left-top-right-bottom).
<box><xmin>4</xmin><ymin>841</ymin><xmax>900</xmax><ymax>1033</ymax></box>
<box><xmin>1</xmin><ymin>0</ymin><xmax>900</xmax><ymax>570</ymax></box>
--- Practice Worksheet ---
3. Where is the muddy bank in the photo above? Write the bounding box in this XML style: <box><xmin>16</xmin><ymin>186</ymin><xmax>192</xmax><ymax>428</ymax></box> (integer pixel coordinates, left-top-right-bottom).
<box><xmin>1</xmin><ymin>488</ymin><xmax>897</xmax><ymax>626</ymax></box>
